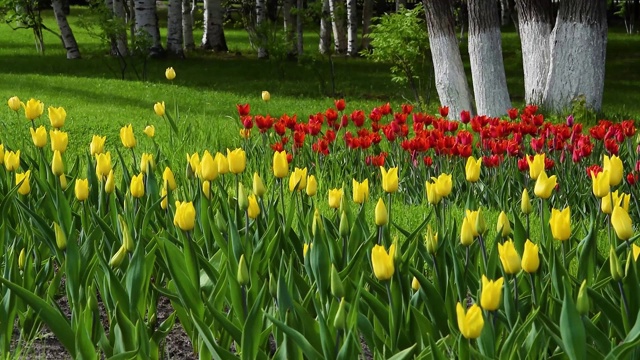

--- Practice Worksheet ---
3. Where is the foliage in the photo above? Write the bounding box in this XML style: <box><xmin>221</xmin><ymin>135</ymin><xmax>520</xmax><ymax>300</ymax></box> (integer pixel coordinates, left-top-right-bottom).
<box><xmin>363</xmin><ymin>4</ymin><xmax>431</xmax><ymax>108</ymax></box>
<box><xmin>0</xmin><ymin>0</ymin><xmax>56</xmax><ymax>54</ymax></box>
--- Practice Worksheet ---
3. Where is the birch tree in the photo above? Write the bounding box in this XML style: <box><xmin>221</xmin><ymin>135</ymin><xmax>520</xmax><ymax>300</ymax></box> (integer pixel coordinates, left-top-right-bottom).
<box><xmin>319</xmin><ymin>0</ymin><xmax>331</xmax><ymax>54</ymax></box>
<box><xmin>361</xmin><ymin>0</ymin><xmax>373</xmax><ymax>51</ymax></box>
<box><xmin>113</xmin><ymin>0</ymin><xmax>128</xmax><ymax>56</ymax></box>
<box><xmin>346</xmin><ymin>0</ymin><xmax>357</xmax><ymax>56</ymax></box>
<box><xmin>52</xmin><ymin>0</ymin><xmax>80</xmax><ymax>59</ymax></box>
<box><xmin>256</xmin><ymin>0</ymin><xmax>267</xmax><ymax>58</ymax></box>
<box><xmin>134</xmin><ymin>0</ymin><xmax>163</xmax><ymax>52</ymax></box>
<box><xmin>201</xmin><ymin>0</ymin><xmax>228</xmax><ymax>51</ymax></box>
<box><xmin>166</xmin><ymin>0</ymin><xmax>183</xmax><ymax>55</ymax></box>
<box><xmin>182</xmin><ymin>0</ymin><xmax>195</xmax><ymax>50</ymax></box>
<box><xmin>468</xmin><ymin>0</ymin><xmax>511</xmax><ymax>116</ymax></box>
<box><xmin>329</xmin><ymin>0</ymin><xmax>347</xmax><ymax>54</ymax></box>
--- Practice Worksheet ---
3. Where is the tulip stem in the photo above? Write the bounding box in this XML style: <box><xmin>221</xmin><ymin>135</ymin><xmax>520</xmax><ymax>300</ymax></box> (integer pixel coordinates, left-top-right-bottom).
<box><xmin>385</xmin><ymin>281</ymin><xmax>394</xmax><ymax>310</ymax></box>
<box><xmin>513</xmin><ymin>275</ymin><xmax>519</xmax><ymax>311</ymax></box>
<box><xmin>279</xmin><ymin>180</ymin><xmax>286</xmax><ymax>225</ymax></box>
<box><xmin>561</xmin><ymin>241</ymin><xmax>567</xmax><ymax>268</ymax></box>
<box><xmin>478</xmin><ymin>234</ymin><xmax>488</xmax><ymax>273</ymax></box>
<box><xmin>241</xmin><ymin>285</ymin><xmax>248</xmax><ymax>319</ymax></box>
<box><xmin>526</xmin><ymin>213</ymin><xmax>530</xmax><ymax>239</ymax></box>
<box><xmin>130</xmin><ymin>148</ymin><xmax>137</xmax><ymax>173</ymax></box>
<box><xmin>432</xmin><ymin>254</ymin><xmax>440</xmax><ymax>289</ymax></box>
<box><xmin>334</xmin><ymin>330</ymin><xmax>342</xmax><ymax>358</ymax></box>
<box><xmin>387</xmin><ymin>192</ymin><xmax>392</xmax><ymax>230</ymax></box>
<box><xmin>539</xmin><ymin>199</ymin><xmax>545</xmax><ymax>245</ymax></box>
<box><xmin>608</xmin><ymin>216</ymin><xmax>612</xmax><ymax>249</ymax></box>
<box><xmin>618</xmin><ymin>281</ymin><xmax>630</xmax><ymax>320</ymax></box>
<box><xmin>528</xmin><ymin>273</ymin><xmax>536</xmax><ymax>306</ymax></box>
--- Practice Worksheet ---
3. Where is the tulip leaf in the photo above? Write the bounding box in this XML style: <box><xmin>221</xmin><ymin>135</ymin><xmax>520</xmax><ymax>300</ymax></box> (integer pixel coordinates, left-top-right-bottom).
<box><xmin>576</xmin><ymin>214</ymin><xmax>597</xmax><ymax>283</ymax></box>
<box><xmin>190</xmin><ymin>310</ymin><xmax>238</xmax><ymax>360</ymax></box>
<box><xmin>160</xmin><ymin>239</ymin><xmax>204</xmax><ymax>318</ymax></box>
<box><xmin>409</xmin><ymin>267</ymin><xmax>449</xmax><ymax>336</ymax></box>
<box><xmin>605</xmin><ymin>309</ymin><xmax>640</xmax><ymax>359</ymax></box>
<box><xmin>512</xmin><ymin>212</ymin><xmax>526</xmax><ymax>255</ymax></box>
<box><xmin>387</xmin><ymin>344</ymin><xmax>416</xmax><ymax>360</ymax></box>
<box><xmin>582</xmin><ymin>316</ymin><xmax>611</xmax><ymax>354</ymax></box>
<box><xmin>559</xmin><ymin>284</ymin><xmax>586</xmax><ymax>360</ymax></box>
<box><xmin>107</xmin><ymin>349</ymin><xmax>139</xmax><ymax>360</ymax></box>
<box><xmin>587</xmin><ymin>287</ymin><xmax>625</xmax><ymax>337</ymax></box>
<box><xmin>265</xmin><ymin>313</ymin><xmax>325</xmax><ymax>360</ymax></box>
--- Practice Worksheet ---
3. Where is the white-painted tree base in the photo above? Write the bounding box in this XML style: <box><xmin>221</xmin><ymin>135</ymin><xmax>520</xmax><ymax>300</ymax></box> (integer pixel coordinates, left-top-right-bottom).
<box><xmin>430</xmin><ymin>34</ymin><xmax>474</xmax><ymax>118</ymax></box>
<box><xmin>469</xmin><ymin>27</ymin><xmax>511</xmax><ymax>116</ymax></box>
<box><xmin>519</xmin><ymin>21</ymin><xmax>551</xmax><ymax>105</ymax></box>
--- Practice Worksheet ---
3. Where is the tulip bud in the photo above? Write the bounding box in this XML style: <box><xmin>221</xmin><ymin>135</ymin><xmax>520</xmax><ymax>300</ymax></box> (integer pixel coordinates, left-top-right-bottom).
<box><xmin>105</xmin><ymin>170</ymin><xmax>115</xmax><ymax>194</ymax></box>
<box><xmin>339</xmin><ymin>211</ymin><xmax>350</xmax><ymax>238</ymax></box>
<box><xmin>51</xmin><ymin>150</ymin><xmax>64</xmax><ymax>176</ymax></box>
<box><xmin>375</xmin><ymin>198</ymin><xmax>388</xmax><ymax>226</ymax></box>
<box><xmin>577</xmin><ymin>280</ymin><xmax>589</xmax><ymax>315</ymax></box>
<box><xmin>425</xmin><ymin>225</ymin><xmax>438</xmax><ymax>254</ymax></box>
<box><xmin>306</xmin><ymin>175</ymin><xmax>317</xmax><ymax>197</ymax></box>
<box><xmin>312</xmin><ymin>209</ymin><xmax>323</xmax><ymax>236</ymax></box>
<box><xmin>610</xmin><ymin>247</ymin><xmax>623</xmax><ymax>282</ymax></box>
<box><xmin>460</xmin><ymin>217</ymin><xmax>474</xmax><ymax>246</ymax></box>
<box><xmin>411</xmin><ymin>277</ymin><xmax>420</xmax><ymax>291</ymax></box>
<box><xmin>475</xmin><ymin>208</ymin><xmax>486</xmax><ymax>235</ymax></box>
<box><xmin>118</xmin><ymin>215</ymin><xmax>134</xmax><ymax>252</ymax></box>
<box><xmin>262</xmin><ymin>91</ymin><xmax>271</xmax><ymax>102</ymax></box>
<box><xmin>521</xmin><ymin>189</ymin><xmax>532</xmax><ymax>215</ymax></box>
<box><xmin>215</xmin><ymin>210</ymin><xmax>227</xmax><ymax>232</ymax></box>
<box><xmin>165</xmin><ymin>67</ymin><xmax>176</xmax><ymax>80</ymax></box>
<box><xmin>392</xmin><ymin>237</ymin><xmax>401</xmax><ymax>264</ymax></box>
<box><xmin>269</xmin><ymin>273</ymin><xmax>277</xmax><ymax>298</ymax></box>
<box><xmin>237</xmin><ymin>254</ymin><xmax>250</xmax><ymax>286</ymax></box>
<box><xmin>202</xmin><ymin>181</ymin><xmax>211</xmax><ymax>200</ymax></box>
<box><xmin>238</xmin><ymin>183</ymin><xmax>249</xmax><ymax>211</ymax></box>
<box><xmin>18</xmin><ymin>248</ymin><xmax>26</xmax><ymax>270</ymax></box>
<box><xmin>59</xmin><ymin>174</ymin><xmax>68</xmax><ymax>189</ymax></box>
<box><xmin>334</xmin><ymin>298</ymin><xmax>347</xmax><ymax>330</ymax></box>
<box><xmin>497</xmin><ymin>211</ymin><xmax>512</xmax><ymax>237</ymax></box>
<box><xmin>54</xmin><ymin>222</ymin><xmax>67</xmax><ymax>250</ymax></box>
<box><xmin>330</xmin><ymin>264</ymin><xmax>344</xmax><ymax>298</ymax></box>
<box><xmin>110</xmin><ymin>245</ymin><xmax>128</xmax><ymax>268</ymax></box>
<box><xmin>161</xmin><ymin>187</ymin><xmax>168</xmax><ymax>210</ymax></box>
<box><xmin>253</xmin><ymin>172</ymin><xmax>266</xmax><ymax>197</ymax></box>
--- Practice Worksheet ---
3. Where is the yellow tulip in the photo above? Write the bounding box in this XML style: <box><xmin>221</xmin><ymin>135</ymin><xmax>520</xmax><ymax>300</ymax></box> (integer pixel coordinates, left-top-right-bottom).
<box><xmin>227</xmin><ymin>148</ymin><xmax>246</xmax><ymax>174</ymax></box>
<box><xmin>174</xmin><ymin>201</ymin><xmax>196</xmax><ymax>231</ymax></box>
<box><xmin>412</xmin><ymin>277</ymin><xmax>420</xmax><ymax>291</ymax></box>
<box><xmin>465</xmin><ymin>210</ymin><xmax>480</xmax><ymax>237</ymax></box>
<box><xmin>633</xmin><ymin>244</ymin><xmax>640</xmax><ymax>262</ymax></box>
<box><xmin>272</xmin><ymin>151</ymin><xmax>288</xmax><ymax>178</ymax></box>
<box><xmin>456</xmin><ymin>303</ymin><xmax>484</xmax><ymax>339</ymax></box>
<box><xmin>29</xmin><ymin>126</ymin><xmax>47</xmax><ymax>148</ymax></box>
<box><xmin>90</xmin><ymin>135</ymin><xmax>106</xmax><ymax>156</ymax></box>
<box><xmin>140</xmin><ymin>153</ymin><xmax>155</xmax><ymax>174</ymax></box>
<box><xmin>105</xmin><ymin>170</ymin><xmax>115</xmax><ymax>194</ymax></box>
<box><xmin>202</xmin><ymin>181</ymin><xmax>211</xmax><ymax>199</ymax></box>
<box><xmin>163</xmin><ymin>167</ymin><xmax>177</xmax><ymax>191</ymax></box>
<box><xmin>110</xmin><ymin>245</ymin><xmax>128</xmax><ymax>268</ymax></box>
<box><xmin>521</xmin><ymin>188</ymin><xmax>533</xmax><ymax>215</ymax></box>
<box><xmin>75</xmin><ymin>178</ymin><xmax>89</xmax><ymax>201</ymax></box>
<box><xmin>620</xmin><ymin>192</ymin><xmax>631</xmax><ymax>212</ymax></box>
<box><xmin>59</xmin><ymin>174</ymin><xmax>68</xmax><ymax>189</ymax></box>
<box><xmin>7</xmin><ymin>96</ymin><xmax>20</xmax><ymax>111</ymax></box>
<box><xmin>216</xmin><ymin>152</ymin><xmax>229</xmax><ymax>174</ymax></box>
<box><xmin>465</xmin><ymin>156</ymin><xmax>482</xmax><ymax>182</ymax></box>
<box><xmin>262</xmin><ymin>91</ymin><xmax>271</xmax><ymax>102</ymax></box>
<box><xmin>289</xmin><ymin>167</ymin><xmax>308</xmax><ymax>192</ymax></box>
<box><xmin>21</xmin><ymin>98</ymin><xmax>44</xmax><ymax>120</ymax></box>
<box><xmin>425</xmin><ymin>225</ymin><xmax>438</xmax><ymax>254</ymax></box>
<box><xmin>154</xmin><ymin>102</ymin><xmax>165</xmax><ymax>117</ymax></box>
<box><xmin>18</xmin><ymin>248</ymin><xmax>26</xmax><ymax>270</ymax></box>
<box><xmin>160</xmin><ymin>187</ymin><xmax>168</xmax><ymax>209</ymax></box>
<box><xmin>497</xmin><ymin>211</ymin><xmax>512</xmax><ymax>237</ymax></box>
<box><xmin>5</xmin><ymin>150</ymin><xmax>20</xmax><ymax>171</ymax></box>
<box><xmin>306</xmin><ymin>175</ymin><xmax>317</xmax><ymax>197</ymax></box>
<box><xmin>425</xmin><ymin>180</ymin><xmax>442</xmax><ymax>205</ymax></box>
<box><xmin>48</xmin><ymin>106</ymin><xmax>66</xmax><ymax>128</ymax></box>
<box><xmin>481</xmin><ymin>275</ymin><xmax>504</xmax><ymax>311</ymax></box>
<box><xmin>601</xmin><ymin>191</ymin><xmax>623</xmax><ymax>215</ymax></box>
<box><xmin>549</xmin><ymin>207</ymin><xmax>571</xmax><ymax>241</ymax></box>
<box><xmin>165</xmin><ymin>67</ymin><xmax>176</xmax><ymax>80</ymax></box>
<box><xmin>353</xmin><ymin>178</ymin><xmax>369</xmax><ymax>204</ymax></box>
<box><xmin>247</xmin><ymin>194</ymin><xmax>260</xmax><ymax>219</ymax></box>
<box><xmin>591</xmin><ymin>170</ymin><xmax>610</xmax><ymax>198</ymax></box>
<box><xmin>433</xmin><ymin>173</ymin><xmax>452</xmax><ymax>197</ymax></box>
<box><xmin>0</xmin><ymin>144</ymin><xmax>4</xmax><ymax>164</ymax></box>
<box><xmin>521</xmin><ymin>239</ymin><xmax>540</xmax><ymax>273</ymax></box>
<box><xmin>143</xmin><ymin>125</ymin><xmax>155</xmax><ymax>138</ymax></box>
<box><xmin>186</xmin><ymin>153</ymin><xmax>200</xmax><ymax>177</ymax></box>
<box><xmin>119</xmin><ymin>124</ymin><xmax>136</xmax><ymax>149</ymax></box>
<box><xmin>303</xmin><ymin>243</ymin><xmax>312</xmax><ymax>258</ymax></box>
<box><xmin>130</xmin><ymin>173</ymin><xmax>145</xmax><ymax>198</ymax></box>
<box><xmin>253</xmin><ymin>173</ymin><xmax>266</xmax><ymax>197</ymax></box>
<box><xmin>526</xmin><ymin>153</ymin><xmax>545</xmax><ymax>180</ymax></box>
<box><xmin>534</xmin><ymin>170</ymin><xmax>557</xmax><ymax>199</ymax></box>
<box><xmin>475</xmin><ymin>208</ymin><xmax>487</xmax><ymax>235</ymax></box>
<box><xmin>95</xmin><ymin>152</ymin><xmax>111</xmax><ymax>179</ymax></box>
<box><xmin>460</xmin><ymin>216</ymin><xmax>474</xmax><ymax>246</ymax></box>
<box><xmin>604</xmin><ymin>154</ymin><xmax>623</xmax><ymax>186</ymax></box>
<box><xmin>240</xmin><ymin>128</ymin><xmax>251</xmax><ymax>139</ymax></box>
<box><xmin>498</xmin><ymin>240</ymin><xmax>521</xmax><ymax>274</ymax></box>
<box><xmin>15</xmin><ymin>170</ymin><xmax>31</xmax><ymax>195</ymax></box>
<box><xmin>371</xmin><ymin>243</ymin><xmax>395</xmax><ymax>281</ymax></box>
<box><xmin>380</xmin><ymin>166</ymin><xmax>399</xmax><ymax>193</ymax></box>
<box><xmin>375</xmin><ymin>198</ymin><xmax>388</xmax><ymax>226</ymax></box>
<box><xmin>329</xmin><ymin>188</ymin><xmax>342</xmax><ymax>209</ymax></box>
<box><xmin>49</xmin><ymin>150</ymin><xmax>64</xmax><ymax>176</ymax></box>
<box><xmin>197</xmin><ymin>150</ymin><xmax>216</xmax><ymax>181</ymax></box>
<box><xmin>49</xmin><ymin>130</ymin><xmax>68</xmax><ymax>153</ymax></box>
<box><xmin>612</xmin><ymin>206</ymin><xmax>633</xmax><ymax>241</ymax></box>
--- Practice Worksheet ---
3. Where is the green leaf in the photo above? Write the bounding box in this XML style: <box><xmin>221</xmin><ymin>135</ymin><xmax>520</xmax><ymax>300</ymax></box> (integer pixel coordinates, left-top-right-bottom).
<box><xmin>559</xmin><ymin>284</ymin><xmax>586</xmax><ymax>360</ymax></box>
<box><xmin>241</xmin><ymin>284</ymin><xmax>267</xmax><ymax>360</ymax></box>
<box><xmin>388</xmin><ymin>344</ymin><xmax>417</xmax><ymax>360</ymax></box>
<box><xmin>265</xmin><ymin>314</ymin><xmax>324</xmax><ymax>360</ymax></box>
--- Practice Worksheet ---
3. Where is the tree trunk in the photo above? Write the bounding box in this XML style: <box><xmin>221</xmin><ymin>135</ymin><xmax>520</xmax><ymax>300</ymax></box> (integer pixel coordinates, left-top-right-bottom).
<box><xmin>319</xmin><ymin>0</ymin><xmax>331</xmax><ymax>54</ymax></box>
<box><xmin>500</xmin><ymin>0</ymin><xmax>511</xmax><ymax>25</ymax></box>
<box><xmin>182</xmin><ymin>0</ymin><xmax>195</xmax><ymax>50</ymax></box>
<box><xmin>166</xmin><ymin>0</ymin><xmax>184</xmax><ymax>55</ymax></box>
<box><xmin>256</xmin><ymin>0</ymin><xmax>267</xmax><ymax>58</ymax></box>
<box><xmin>52</xmin><ymin>0</ymin><xmax>81</xmax><ymax>59</ymax></box>
<box><xmin>423</xmin><ymin>0</ymin><xmax>474</xmax><ymax>117</ymax></box>
<box><xmin>201</xmin><ymin>0</ymin><xmax>228</xmax><ymax>51</ymax></box>
<box><xmin>296</xmin><ymin>0</ymin><xmax>304</xmax><ymax>55</ymax></box>
<box><xmin>113</xmin><ymin>0</ymin><xmax>128</xmax><ymax>56</ymax></box>
<box><xmin>329</xmin><ymin>0</ymin><xmax>347</xmax><ymax>54</ymax></box>
<box><xmin>515</xmin><ymin>0</ymin><xmax>553</xmax><ymax>105</ymax></box>
<box><xmin>543</xmin><ymin>0</ymin><xmax>607</xmax><ymax>112</ymax></box>
<box><xmin>468</xmin><ymin>0</ymin><xmax>511</xmax><ymax>116</ymax></box>
<box><xmin>283</xmin><ymin>0</ymin><xmax>297</xmax><ymax>56</ymax></box>
<box><xmin>396</xmin><ymin>0</ymin><xmax>406</xmax><ymax>11</ymax></box>
<box><xmin>266</xmin><ymin>0</ymin><xmax>278</xmax><ymax>21</ymax></box>
<box><xmin>134</xmin><ymin>0</ymin><xmax>163</xmax><ymax>52</ymax></box>
<box><xmin>361</xmin><ymin>0</ymin><xmax>373</xmax><ymax>50</ymax></box>
<box><xmin>346</xmin><ymin>0</ymin><xmax>357</xmax><ymax>56</ymax></box>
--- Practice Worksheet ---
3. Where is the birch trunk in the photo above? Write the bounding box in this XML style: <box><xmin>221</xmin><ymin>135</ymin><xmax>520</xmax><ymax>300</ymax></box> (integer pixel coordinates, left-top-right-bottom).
<box><xmin>52</xmin><ymin>0</ymin><xmax>81</xmax><ymax>59</ymax></box>
<box><xmin>296</xmin><ymin>0</ymin><xmax>304</xmax><ymax>55</ymax></box>
<box><xmin>500</xmin><ymin>0</ymin><xmax>511</xmax><ymax>25</ymax></box>
<box><xmin>166</xmin><ymin>0</ymin><xmax>184</xmax><ymax>55</ymax></box>
<box><xmin>543</xmin><ymin>0</ymin><xmax>607</xmax><ymax>112</ymax></box>
<box><xmin>360</xmin><ymin>0</ymin><xmax>373</xmax><ymax>51</ymax></box>
<box><xmin>256</xmin><ymin>0</ymin><xmax>267</xmax><ymax>58</ymax></box>
<box><xmin>113</xmin><ymin>0</ymin><xmax>128</xmax><ymax>56</ymax></box>
<box><xmin>106</xmin><ymin>0</ymin><xmax>117</xmax><ymax>55</ymax></box>
<box><xmin>201</xmin><ymin>0</ymin><xmax>228</xmax><ymax>51</ymax></box>
<box><xmin>182</xmin><ymin>0</ymin><xmax>195</xmax><ymax>50</ymax></box>
<box><xmin>283</xmin><ymin>0</ymin><xmax>297</xmax><ymax>55</ymax></box>
<box><xmin>346</xmin><ymin>0</ymin><xmax>357</xmax><ymax>56</ymax></box>
<box><xmin>319</xmin><ymin>0</ymin><xmax>331</xmax><ymax>54</ymax></box>
<box><xmin>134</xmin><ymin>0</ymin><xmax>163</xmax><ymax>52</ymax></box>
<box><xmin>468</xmin><ymin>0</ymin><xmax>511</xmax><ymax>116</ymax></box>
<box><xmin>423</xmin><ymin>0</ymin><xmax>474</xmax><ymax>117</ymax></box>
<box><xmin>329</xmin><ymin>0</ymin><xmax>346</xmax><ymax>54</ymax></box>
<box><xmin>515</xmin><ymin>0</ymin><xmax>552</xmax><ymax>105</ymax></box>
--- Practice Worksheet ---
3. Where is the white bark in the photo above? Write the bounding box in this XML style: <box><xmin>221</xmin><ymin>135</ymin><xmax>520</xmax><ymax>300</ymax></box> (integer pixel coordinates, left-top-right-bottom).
<box><xmin>201</xmin><ymin>0</ymin><xmax>228</xmax><ymax>51</ymax></box>
<box><xmin>543</xmin><ymin>22</ymin><xmax>607</xmax><ymax>112</ymax></box>
<box><xmin>256</xmin><ymin>0</ymin><xmax>267</xmax><ymax>58</ymax></box>
<box><xmin>518</xmin><ymin>21</ymin><xmax>550</xmax><ymax>104</ymax></box>
<box><xmin>166</xmin><ymin>0</ymin><xmax>184</xmax><ymax>55</ymax></box>
<box><xmin>113</xmin><ymin>0</ymin><xmax>128</xmax><ymax>56</ymax></box>
<box><xmin>361</xmin><ymin>0</ymin><xmax>373</xmax><ymax>51</ymax></box>
<box><xmin>329</xmin><ymin>0</ymin><xmax>346</xmax><ymax>54</ymax></box>
<box><xmin>134</xmin><ymin>0</ymin><xmax>162</xmax><ymax>51</ymax></box>
<box><xmin>431</xmin><ymin>34</ymin><xmax>474</xmax><ymax>117</ymax></box>
<box><xmin>52</xmin><ymin>0</ymin><xmax>80</xmax><ymax>59</ymax></box>
<box><xmin>182</xmin><ymin>0</ymin><xmax>195</xmax><ymax>50</ymax></box>
<box><xmin>500</xmin><ymin>0</ymin><xmax>511</xmax><ymax>26</ymax></box>
<box><xmin>319</xmin><ymin>0</ymin><xmax>331</xmax><ymax>54</ymax></box>
<box><xmin>283</xmin><ymin>0</ymin><xmax>297</xmax><ymax>55</ymax></box>
<box><xmin>346</xmin><ymin>0</ymin><xmax>357</xmax><ymax>56</ymax></box>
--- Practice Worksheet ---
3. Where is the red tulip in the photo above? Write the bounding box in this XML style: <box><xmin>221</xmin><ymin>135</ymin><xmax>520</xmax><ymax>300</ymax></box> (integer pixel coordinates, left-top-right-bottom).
<box><xmin>401</xmin><ymin>104</ymin><xmax>413</xmax><ymax>114</ymax></box>
<box><xmin>460</xmin><ymin>110</ymin><xmax>471</xmax><ymax>124</ymax></box>
<box><xmin>236</xmin><ymin>103</ymin><xmax>250</xmax><ymax>116</ymax></box>
<box><xmin>507</xmin><ymin>108</ymin><xmax>518</xmax><ymax>120</ymax></box>
<box><xmin>242</xmin><ymin>116</ymin><xmax>253</xmax><ymax>129</ymax></box>
<box><xmin>379</xmin><ymin>102</ymin><xmax>392</xmax><ymax>115</ymax></box>
<box><xmin>334</xmin><ymin>99</ymin><xmax>346</xmax><ymax>111</ymax></box>
<box><xmin>439</xmin><ymin>106</ymin><xmax>449</xmax><ymax>118</ymax></box>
